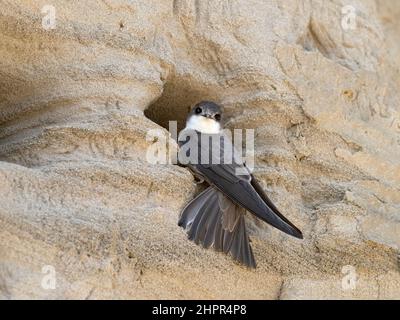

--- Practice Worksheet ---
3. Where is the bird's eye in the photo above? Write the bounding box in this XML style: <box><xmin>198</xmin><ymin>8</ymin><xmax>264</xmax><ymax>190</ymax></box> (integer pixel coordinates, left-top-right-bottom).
<box><xmin>195</xmin><ymin>107</ymin><xmax>202</xmax><ymax>114</ymax></box>
<box><xmin>214</xmin><ymin>114</ymin><xmax>221</xmax><ymax>121</ymax></box>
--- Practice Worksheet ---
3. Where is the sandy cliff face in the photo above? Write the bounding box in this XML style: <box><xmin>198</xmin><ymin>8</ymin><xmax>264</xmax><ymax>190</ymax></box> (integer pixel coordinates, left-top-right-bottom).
<box><xmin>0</xmin><ymin>0</ymin><xmax>399</xmax><ymax>299</ymax></box>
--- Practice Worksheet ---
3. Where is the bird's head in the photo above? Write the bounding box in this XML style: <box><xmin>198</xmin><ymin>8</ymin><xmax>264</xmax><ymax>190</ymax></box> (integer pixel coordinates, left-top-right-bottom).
<box><xmin>185</xmin><ymin>101</ymin><xmax>223</xmax><ymax>134</ymax></box>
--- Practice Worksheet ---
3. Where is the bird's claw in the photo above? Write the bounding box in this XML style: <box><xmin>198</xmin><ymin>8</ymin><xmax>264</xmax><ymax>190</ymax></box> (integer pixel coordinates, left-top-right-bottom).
<box><xmin>194</xmin><ymin>177</ymin><xmax>205</xmax><ymax>185</ymax></box>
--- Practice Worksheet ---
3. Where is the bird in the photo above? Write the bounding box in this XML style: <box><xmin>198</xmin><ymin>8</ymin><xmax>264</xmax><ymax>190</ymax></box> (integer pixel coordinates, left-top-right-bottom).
<box><xmin>177</xmin><ymin>100</ymin><xmax>303</xmax><ymax>268</ymax></box>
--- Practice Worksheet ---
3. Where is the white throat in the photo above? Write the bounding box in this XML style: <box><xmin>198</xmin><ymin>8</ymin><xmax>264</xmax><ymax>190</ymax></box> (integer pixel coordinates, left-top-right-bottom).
<box><xmin>185</xmin><ymin>115</ymin><xmax>221</xmax><ymax>134</ymax></box>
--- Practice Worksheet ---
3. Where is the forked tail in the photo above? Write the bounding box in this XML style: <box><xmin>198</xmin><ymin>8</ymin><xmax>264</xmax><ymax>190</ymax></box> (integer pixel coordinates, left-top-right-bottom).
<box><xmin>179</xmin><ymin>186</ymin><xmax>256</xmax><ymax>268</ymax></box>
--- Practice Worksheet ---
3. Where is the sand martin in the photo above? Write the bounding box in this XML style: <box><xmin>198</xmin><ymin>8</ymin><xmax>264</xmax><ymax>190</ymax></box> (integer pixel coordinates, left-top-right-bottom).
<box><xmin>177</xmin><ymin>101</ymin><xmax>302</xmax><ymax>268</ymax></box>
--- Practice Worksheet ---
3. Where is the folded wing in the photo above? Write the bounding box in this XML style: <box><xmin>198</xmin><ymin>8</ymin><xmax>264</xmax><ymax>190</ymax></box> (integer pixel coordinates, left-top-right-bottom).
<box><xmin>179</xmin><ymin>129</ymin><xmax>303</xmax><ymax>239</ymax></box>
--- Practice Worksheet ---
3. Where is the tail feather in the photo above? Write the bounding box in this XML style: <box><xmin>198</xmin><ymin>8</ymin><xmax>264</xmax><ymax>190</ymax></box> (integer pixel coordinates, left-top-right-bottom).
<box><xmin>179</xmin><ymin>186</ymin><xmax>256</xmax><ymax>268</ymax></box>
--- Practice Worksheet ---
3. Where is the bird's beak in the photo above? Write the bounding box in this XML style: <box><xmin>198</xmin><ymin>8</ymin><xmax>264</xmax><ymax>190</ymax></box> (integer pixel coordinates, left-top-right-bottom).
<box><xmin>203</xmin><ymin>114</ymin><xmax>214</xmax><ymax>119</ymax></box>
